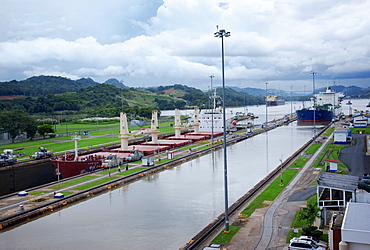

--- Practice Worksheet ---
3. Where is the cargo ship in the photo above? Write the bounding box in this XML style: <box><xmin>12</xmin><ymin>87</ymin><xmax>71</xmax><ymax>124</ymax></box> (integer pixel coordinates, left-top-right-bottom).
<box><xmin>51</xmin><ymin>135</ymin><xmax>106</xmax><ymax>178</ymax></box>
<box><xmin>296</xmin><ymin>87</ymin><xmax>344</xmax><ymax>123</ymax></box>
<box><xmin>266</xmin><ymin>94</ymin><xmax>285</xmax><ymax>106</ymax></box>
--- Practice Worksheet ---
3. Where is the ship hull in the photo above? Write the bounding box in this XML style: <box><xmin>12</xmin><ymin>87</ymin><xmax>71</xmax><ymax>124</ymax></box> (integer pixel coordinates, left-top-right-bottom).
<box><xmin>296</xmin><ymin>109</ymin><xmax>334</xmax><ymax>123</ymax></box>
<box><xmin>51</xmin><ymin>159</ymin><xmax>103</xmax><ymax>179</ymax></box>
<box><xmin>267</xmin><ymin>100</ymin><xmax>285</xmax><ymax>106</ymax></box>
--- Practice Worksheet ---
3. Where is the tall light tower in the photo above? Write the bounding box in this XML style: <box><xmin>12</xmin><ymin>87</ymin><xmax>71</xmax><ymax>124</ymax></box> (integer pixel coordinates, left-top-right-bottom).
<box><xmin>214</xmin><ymin>26</ymin><xmax>231</xmax><ymax>233</ymax></box>
<box><xmin>210</xmin><ymin>75</ymin><xmax>215</xmax><ymax>145</ymax></box>
<box><xmin>290</xmin><ymin>86</ymin><xmax>293</xmax><ymax>118</ymax></box>
<box><xmin>265</xmin><ymin>82</ymin><xmax>268</xmax><ymax>127</ymax></box>
<box><xmin>311</xmin><ymin>72</ymin><xmax>317</xmax><ymax>137</ymax></box>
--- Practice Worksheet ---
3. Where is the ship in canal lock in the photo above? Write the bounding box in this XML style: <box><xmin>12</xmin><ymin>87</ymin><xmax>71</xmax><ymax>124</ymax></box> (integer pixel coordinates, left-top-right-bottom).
<box><xmin>296</xmin><ymin>87</ymin><xmax>344</xmax><ymax>123</ymax></box>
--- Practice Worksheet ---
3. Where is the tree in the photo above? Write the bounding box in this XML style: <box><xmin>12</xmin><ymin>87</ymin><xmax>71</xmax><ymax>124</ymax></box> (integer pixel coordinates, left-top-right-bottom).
<box><xmin>0</xmin><ymin>110</ymin><xmax>36</xmax><ymax>143</ymax></box>
<box><xmin>297</xmin><ymin>200</ymin><xmax>321</xmax><ymax>226</ymax></box>
<box><xmin>24</xmin><ymin>117</ymin><xmax>38</xmax><ymax>140</ymax></box>
<box><xmin>37</xmin><ymin>124</ymin><xmax>55</xmax><ymax>139</ymax></box>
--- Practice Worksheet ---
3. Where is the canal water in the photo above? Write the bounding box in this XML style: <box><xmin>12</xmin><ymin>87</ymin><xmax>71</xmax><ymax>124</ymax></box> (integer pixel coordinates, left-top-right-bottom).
<box><xmin>0</xmin><ymin>100</ymin><xmax>368</xmax><ymax>250</ymax></box>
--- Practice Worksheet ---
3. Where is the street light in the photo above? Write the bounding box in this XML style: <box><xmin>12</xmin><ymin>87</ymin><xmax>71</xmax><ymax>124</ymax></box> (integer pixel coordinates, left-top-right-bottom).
<box><xmin>210</xmin><ymin>75</ymin><xmax>215</xmax><ymax>145</ymax></box>
<box><xmin>290</xmin><ymin>86</ymin><xmax>293</xmax><ymax>118</ymax></box>
<box><xmin>265</xmin><ymin>82</ymin><xmax>268</xmax><ymax>127</ymax></box>
<box><xmin>214</xmin><ymin>26</ymin><xmax>230</xmax><ymax>233</ymax></box>
<box><xmin>279</xmin><ymin>155</ymin><xmax>283</xmax><ymax>186</ymax></box>
<box><xmin>311</xmin><ymin>72</ymin><xmax>317</xmax><ymax>138</ymax></box>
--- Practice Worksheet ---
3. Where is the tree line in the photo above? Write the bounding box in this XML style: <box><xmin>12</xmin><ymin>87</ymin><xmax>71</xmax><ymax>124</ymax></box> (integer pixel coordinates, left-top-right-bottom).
<box><xmin>0</xmin><ymin>110</ymin><xmax>54</xmax><ymax>143</ymax></box>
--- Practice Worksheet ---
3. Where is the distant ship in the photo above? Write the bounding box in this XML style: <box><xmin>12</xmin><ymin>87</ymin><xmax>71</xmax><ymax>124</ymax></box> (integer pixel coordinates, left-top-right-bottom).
<box><xmin>296</xmin><ymin>87</ymin><xmax>344</xmax><ymax>123</ymax></box>
<box><xmin>266</xmin><ymin>94</ymin><xmax>285</xmax><ymax>106</ymax></box>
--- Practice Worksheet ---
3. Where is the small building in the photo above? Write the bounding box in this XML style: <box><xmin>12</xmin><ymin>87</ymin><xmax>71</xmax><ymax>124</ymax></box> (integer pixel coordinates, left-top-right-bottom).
<box><xmin>333</xmin><ymin>129</ymin><xmax>351</xmax><ymax>144</ymax></box>
<box><xmin>324</xmin><ymin>159</ymin><xmax>340</xmax><ymax>172</ymax></box>
<box><xmin>317</xmin><ymin>172</ymin><xmax>358</xmax><ymax>210</ymax></box>
<box><xmin>142</xmin><ymin>156</ymin><xmax>154</xmax><ymax>167</ymax></box>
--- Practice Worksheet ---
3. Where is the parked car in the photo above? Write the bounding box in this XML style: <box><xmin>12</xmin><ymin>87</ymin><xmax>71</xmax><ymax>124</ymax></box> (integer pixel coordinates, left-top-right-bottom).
<box><xmin>290</xmin><ymin>236</ymin><xmax>327</xmax><ymax>248</ymax></box>
<box><xmin>288</xmin><ymin>239</ymin><xmax>326</xmax><ymax>250</ymax></box>
<box><xmin>202</xmin><ymin>243</ymin><xmax>222</xmax><ymax>249</ymax></box>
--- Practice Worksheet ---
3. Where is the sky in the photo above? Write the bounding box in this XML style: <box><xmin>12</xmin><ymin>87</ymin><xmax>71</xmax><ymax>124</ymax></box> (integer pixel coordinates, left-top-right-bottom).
<box><xmin>1</xmin><ymin>0</ymin><xmax>370</xmax><ymax>92</ymax></box>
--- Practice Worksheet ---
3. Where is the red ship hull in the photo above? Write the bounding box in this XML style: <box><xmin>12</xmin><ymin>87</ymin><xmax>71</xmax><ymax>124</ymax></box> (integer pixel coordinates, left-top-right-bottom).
<box><xmin>51</xmin><ymin>158</ymin><xmax>103</xmax><ymax>179</ymax></box>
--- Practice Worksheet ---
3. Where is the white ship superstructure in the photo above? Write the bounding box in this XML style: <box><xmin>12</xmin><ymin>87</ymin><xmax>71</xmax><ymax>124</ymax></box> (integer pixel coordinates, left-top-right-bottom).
<box><xmin>315</xmin><ymin>87</ymin><xmax>344</xmax><ymax>107</ymax></box>
<box><xmin>199</xmin><ymin>107</ymin><xmax>234</xmax><ymax>132</ymax></box>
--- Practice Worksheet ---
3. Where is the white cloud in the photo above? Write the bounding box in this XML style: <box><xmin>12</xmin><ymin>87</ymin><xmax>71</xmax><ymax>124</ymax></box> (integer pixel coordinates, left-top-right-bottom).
<box><xmin>0</xmin><ymin>0</ymin><xmax>370</xmax><ymax>91</ymax></box>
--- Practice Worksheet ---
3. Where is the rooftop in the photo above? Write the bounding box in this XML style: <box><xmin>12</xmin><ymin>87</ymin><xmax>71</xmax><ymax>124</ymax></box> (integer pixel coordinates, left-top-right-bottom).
<box><xmin>317</xmin><ymin>172</ymin><xmax>358</xmax><ymax>191</ymax></box>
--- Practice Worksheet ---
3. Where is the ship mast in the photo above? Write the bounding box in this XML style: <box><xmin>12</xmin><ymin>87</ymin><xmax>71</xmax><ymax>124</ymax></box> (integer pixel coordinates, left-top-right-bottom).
<box><xmin>72</xmin><ymin>134</ymin><xmax>81</xmax><ymax>161</ymax></box>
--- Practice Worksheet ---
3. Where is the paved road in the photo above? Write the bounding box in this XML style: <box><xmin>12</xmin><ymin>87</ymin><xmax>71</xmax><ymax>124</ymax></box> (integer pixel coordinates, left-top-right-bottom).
<box><xmin>339</xmin><ymin>133</ymin><xmax>370</xmax><ymax>176</ymax></box>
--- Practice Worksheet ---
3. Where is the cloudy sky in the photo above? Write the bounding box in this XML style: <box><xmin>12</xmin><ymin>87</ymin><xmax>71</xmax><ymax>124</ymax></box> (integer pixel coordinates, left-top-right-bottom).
<box><xmin>1</xmin><ymin>0</ymin><xmax>370</xmax><ymax>92</ymax></box>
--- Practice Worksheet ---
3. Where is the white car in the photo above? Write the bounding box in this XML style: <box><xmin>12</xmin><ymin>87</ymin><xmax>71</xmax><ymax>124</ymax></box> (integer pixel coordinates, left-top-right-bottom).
<box><xmin>290</xmin><ymin>236</ymin><xmax>327</xmax><ymax>248</ymax></box>
<box><xmin>288</xmin><ymin>239</ymin><xmax>326</xmax><ymax>250</ymax></box>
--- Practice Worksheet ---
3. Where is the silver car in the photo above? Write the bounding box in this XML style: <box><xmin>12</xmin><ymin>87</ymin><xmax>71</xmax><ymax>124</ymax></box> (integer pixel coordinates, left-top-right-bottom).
<box><xmin>288</xmin><ymin>239</ymin><xmax>326</xmax><ymax>250</ymax></box>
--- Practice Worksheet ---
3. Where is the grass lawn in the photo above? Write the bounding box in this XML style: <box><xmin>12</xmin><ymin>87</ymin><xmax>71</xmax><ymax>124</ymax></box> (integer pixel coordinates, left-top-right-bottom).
<box><xmin>211</xmin><ymin>226</ymin><xmax>241</xmax><ymax>244</ymax></box>
<box><xmin>48</xmin><ymin>176</ymin><xmax>97</xmax><ymax>189</ymax></box>
<box><xmin>350</xmin><ymin>127</ymin><xmax>370</xmax><ymax>134</ymax></box>
<box><xmin>72</xmin><ymin>177</ymin><xmax>120</xmax><ymax>190</ymax></box>
<box><xmin>240</xmin><ymin>169</ymin><xmax>298</xmax><ymax>217</ymax></box>
<box><xmin>304</xmin><ymin>142</ymin><xmax>322</xmax><ymax>154</ymax></box>
<box><xmin>29</xmin><ymin>191</ymin><xmax>49</xmax><ymax>195</ymax></box>
<box><xmin>291</xmin><ymin>158</ymin><xmax>309</xmax><ymax>168</ymax></box>
<box><xmin>311</xmin><ymin>143</ymin><xmax>349</xmax><ymax>174</ymax></box>
<box><xmin>0</xmin><ymin>121</ymin><xmax>177</xmax><ymax>161</ymax></box>
<box><xmin>60</xmin><ymin>192</ymin><xmax>75</xmax><ymax>196</ymax></box>
<box><xmin>117</xmin><ymin>167</ymin><xmax>147</xmax><ymax>175</ymax></box>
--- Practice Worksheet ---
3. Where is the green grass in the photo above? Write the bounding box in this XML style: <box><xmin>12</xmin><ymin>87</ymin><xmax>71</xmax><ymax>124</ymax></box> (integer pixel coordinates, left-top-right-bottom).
<box><xmin>117</xmin><ymin>167</ymin><xmax>147</xmax><ymax>175</ymax></box>
<box><xmin>291</xmin><ymin>158</ymin><xmax>309</xmax><ymax>168</ymax></box>
<box><xmin>304</xmin><ymin>142</ymin><xmax>322</xmax><ymax>154</ymax></box>
<box><xmin>311</xmin><ymin>144</ymin><xmax>349</xmax><ymax>174</ymax></box>
<box><xmin>60</xmin><ymin>192</ymin><xmax>74</xmax><ymax>196</ymax></box>
<box><xmin>350</xmin><ymin>127</ymin><xmax>370</xmax><ymax>134</ymax></box>
<box><xmin>72</xmin><ymin>177</ymin><xmax>120</xmax><ymax>190</ymax></box>
<box><xmin>48</xmin><ymin>176</ymin><xmax>97</xmax><ymax>189</ymax></box>
<box><xmin>287</xmin><ymin>195</ymin><xmax>329</xmax><ymax>243</ymax></box>
<box><xmin>325</xmin><ymin>128</ymin><xmax>335</xmax><ymax>135</ymax></box>
<box><xmin>211</xmin><ymin>226</ymin><xmax>241</xmax><ymax>244</ymax></box>
<box><xmin>29</xmin><ymin>191</ymin><xmax>49</xmax><ymax>195</ymax></box>
<box><xmin>0</xmin><ymin>120</ymin><xmax>177</xmax><ymax>161</ymax></box>
<box><xmin>240</xmin><ymin>169</ymin><xmax>298</xmax><ymax>217</ymax></box>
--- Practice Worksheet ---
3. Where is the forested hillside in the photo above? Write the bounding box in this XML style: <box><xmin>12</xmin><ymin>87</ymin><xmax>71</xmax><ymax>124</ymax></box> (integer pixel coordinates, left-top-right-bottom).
<box><xmin>0</xmin><ymin>83</ymin><xmax>186</xmax><ymax>118</ymax></box>
<box><xmin>0</xmin><ymin>75</ymin><xmax>100</xmax><ymax>96</ymax></box>
<box><xmin>1</xmin><ymin>75</ymin><xmax>369</xmax><ymax>119</ymax></box>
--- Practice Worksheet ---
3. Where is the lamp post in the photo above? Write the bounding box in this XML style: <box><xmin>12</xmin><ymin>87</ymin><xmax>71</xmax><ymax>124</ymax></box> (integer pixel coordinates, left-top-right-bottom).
<box><xmin>311</xmin><ymin>72</ymin><xmax>317</xmax><ymax>138</ymax></box>
<box><xmin>279</xmin><ymin>155</ymin><xmax>283</xmax><ymax>186</ymax></box>
<box><xmin>210</xmin><ymin>75</ymin><xmax>215</xmax><ymax>145</ymax></box>
<box><xmin>265</xmin><ymin>82</ymin><xmax>268</xmax><ymax>128</ymax></box>
<box><xmin>290</xmin><ymin>86</ymin><xmax>293</xmax><ymax>118</ymax></box>
<box><xmin>214</xmin><ymin>26</ymin><xmax>230</xmax><ymax>232</ymax></box>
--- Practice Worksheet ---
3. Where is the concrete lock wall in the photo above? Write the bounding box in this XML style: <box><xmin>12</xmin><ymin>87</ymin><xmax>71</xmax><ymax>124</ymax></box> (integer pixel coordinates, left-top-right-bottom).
<box><xmin>0</xmin><ymin>161</ymin><xmax>56</xmax><ymax>196</ymax></box>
